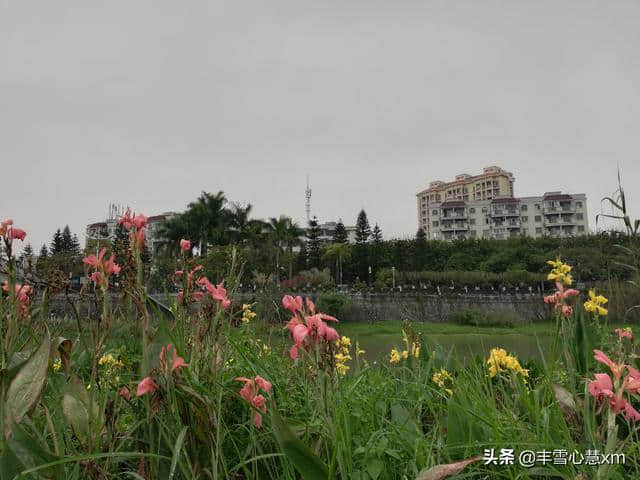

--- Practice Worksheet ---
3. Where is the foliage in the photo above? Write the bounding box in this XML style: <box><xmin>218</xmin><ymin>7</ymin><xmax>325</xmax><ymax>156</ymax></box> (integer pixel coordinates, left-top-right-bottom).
<box><xmin>450</xmin><ymin>308</ymin><xmax>516</xmax><ymax>328</ymax></box>
<box><xmin>315</xmin><ymin>291</ymin><xmax>350</xmax><ymax>318</ymax></box>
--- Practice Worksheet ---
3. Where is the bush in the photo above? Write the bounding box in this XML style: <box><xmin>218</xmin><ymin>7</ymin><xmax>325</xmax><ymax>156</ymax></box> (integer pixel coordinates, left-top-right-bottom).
<box><xmin>316</xmin><ymin>291</ymin><xmax>350</xmax><ymax>318</ymax></box>
<box><xmin>450</xmin><ymin>308</ymin><xmax>515</xmax><ymax>328</ymax></box>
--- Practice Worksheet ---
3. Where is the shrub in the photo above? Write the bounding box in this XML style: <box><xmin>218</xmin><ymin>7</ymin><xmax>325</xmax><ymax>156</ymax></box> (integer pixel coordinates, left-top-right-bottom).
<box><xmin>316</xmin><ymin>291</ymin><xmax>350</xmax><ymax>318</ymax></box>
<box><xmin>450</xmin><ymin>308</ymin><xmax>515</xmax><ymax>328</ymax></box>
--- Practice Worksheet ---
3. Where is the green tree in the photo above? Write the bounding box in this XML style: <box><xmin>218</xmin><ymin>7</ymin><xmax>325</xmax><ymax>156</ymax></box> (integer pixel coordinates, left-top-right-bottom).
<box><xmin>266</xmin><ymin>215</ymin><xmax>294</xmax><ymax>280</ymax></box>
<box><xmin>355</xmin><ymin>210</ymin><xmax>370</xmax><ymax>244</ymax></box>
<box><xmin>19</xmin><ymin>243</ymin><xmax>34</xmax><ymax>274</ymax></box>
<box><xmin>36</xmin><ymin>244</ymin><xmax>49</xmax><ymax>276</ymax></box>
<box><xmin>323</xmin><ymin>243</ymin><xmax>352</xmax><ymax>284</ymax></box>
<box><xmin>50</xmin><ymin>229</ymin><xmax>64</xmax><ymax>255</ymax></box>
<box><xmin>332</xmin><ymin>220</ymin><xmax>348</xmax><ymax>243</ymax></box>
<box><xmin>416</xmin><ymin>228</ymin><xmax>426</xmax><ymax>242</ymax></box>
<box><xmin>353</xmin><ymin>210</ymin><xmax>371</xmax><ymax>282</ymax></box>
<box><xmin>307</xmin><ymin>217</ymin><xmax>322</xmax><ymax>269</ymax></box>
<box><xmin>371</xmin><ymin>223</ymin><xmax>382</xmax><ymax>243</ymax></box>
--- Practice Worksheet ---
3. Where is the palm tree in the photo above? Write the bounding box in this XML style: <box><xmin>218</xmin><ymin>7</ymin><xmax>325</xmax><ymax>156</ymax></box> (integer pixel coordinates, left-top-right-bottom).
<box><xmin>266</xmin><ymin>216</ymin><xmax>290</xmax><ymax>280</ymax></box>
<box><xmin>323</xmin><ymin>243</ymin><xmax>352</xmax><ymax>285</ymax></box>
<box><xmin>161</xmin><ymin>191</ymin><xmax>231</xmax><ymax>255</ymax></box>
<box><xmin>283</xmin><ymin>220</ymin><xmax>304</xmax><ymax>280</ymax></box>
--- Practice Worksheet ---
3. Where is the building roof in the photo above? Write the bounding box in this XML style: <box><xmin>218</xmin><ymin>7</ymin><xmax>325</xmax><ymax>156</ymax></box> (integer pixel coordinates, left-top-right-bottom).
<box><xmin>491</xmin><ymin>197</ymin><xmax>520</xmax><ymax>204</ymax></box>
<box><xmin>440</xmin><ymin>200</ymin><xmax>466</xmax><ymax>207</ymax></box>
<box><xmin>543</xmin><ymin>193</ymin><xmax>573</xmax><ymax>201</ymax></box>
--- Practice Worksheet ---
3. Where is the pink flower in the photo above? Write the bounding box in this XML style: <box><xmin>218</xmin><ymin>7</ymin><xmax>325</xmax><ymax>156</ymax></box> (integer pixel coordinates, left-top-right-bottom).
<box><xmin>623</xmin><ymin>401</ymin><xmax>640</xmax><ymax>421</ymax></box>
<box><xmin>133</xmin><ymin>214</ymin><xmax>148</xmax><ymax>230</ymax></box>
<box><xmin>9</xmin><ymin>228</ymin><xmax>26</xmax><ymax>241</ymax></box>
<box><xmin>118</xmin><ymin>209</ymin><xmax>147</xmax><ymax>249</ymax></box>
<box><xmin>118</xmin><ymin>386</ymin><xmax>132</xmax><ymax>401</ymax></box>
<box><xmin>594</xmin><ymin>349</ymin><xmax>625</xmax><ymax>381</ymax></box>
<box><xmin>159</xmin><ymin>344</ymin><xmax>188</xmax><ymax>372</ymax></box>
<box><xmin>544</xmin><ymin>282</ymin><xmax>579</xmax><ymax>318</ymax></box>
<box><xmin>83</xmin><ymin>248</ymin><xmax>120</xmax><ymax>289</ymax></box>
<box><xmin>282</xmin><ymin>295</ymin><xmax>303</xmax><ymax>314</ymax></box>
<box><xmin>235</xmin><ymin>376</ymin><xmax>272</xmax><ymax>428</ymax></box>
<box><xmin>136</xmin><ymin>376</ymin><xmax>157</xmax><ymax>397</ymax></box>
<box><xmin>615</xmin><ymin>328</ymin><xmax>633</xmax><ymax>341</ymax></box>
<box><xmin>197</xmin><ymin>277</ymin><xmax>231</xmax><ymax>309</ymax></box>
<box><xmin>180</xmin><ymin>239</ymin><xmax>191</xmax><ymax>252</ymax></box>
<box><xmin>588</xmin><ymin>373</ymin><xmax>614</xmax><ymax>398</ymax></box>
<box><xmin>2</xmin><ymin>282</ymin><xmax>33</xmax><ymax>314</ymax></box>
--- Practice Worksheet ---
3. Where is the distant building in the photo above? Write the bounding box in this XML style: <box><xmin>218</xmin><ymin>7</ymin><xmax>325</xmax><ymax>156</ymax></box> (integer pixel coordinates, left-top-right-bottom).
<box><xmin>416</xmin><ymin>167</ymin><xmax>588</xmax><ymax>240</ymax></box>
<box><xmin>85</xmin><ymin>205</ymin><xmax>178</xmax><ymax>254</ymax></box>
<box><xmin>310</xmin><ymin>221</ymin><xmax>358</xmax><ymax>244</ymax></box>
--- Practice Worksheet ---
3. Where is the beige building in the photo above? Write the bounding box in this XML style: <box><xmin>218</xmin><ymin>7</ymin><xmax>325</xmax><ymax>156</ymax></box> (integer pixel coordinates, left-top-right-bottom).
<box><xmin>416</xmin><ymin>167</ymin><xmax>588</xmax><ymax>240</ymax></box>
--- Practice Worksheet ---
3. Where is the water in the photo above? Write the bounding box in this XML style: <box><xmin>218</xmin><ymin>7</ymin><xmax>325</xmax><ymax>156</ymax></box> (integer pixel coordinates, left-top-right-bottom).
<box><xmin>353</xmin><ymin>332</ymin><xmax>551</xmax><ymax>363</ymax></box>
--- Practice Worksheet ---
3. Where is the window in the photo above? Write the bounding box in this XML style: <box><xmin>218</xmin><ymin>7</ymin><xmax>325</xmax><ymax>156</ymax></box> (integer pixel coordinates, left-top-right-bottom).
<box><xmin>432</xmin><ymin>210</ymin><xmax>438</xmax><ymax>216</ymax></box>
<box><xmin>432</xmin><ymin>221</ymin><xmax>439</xmax><ymax>227</ymax></box>
<box><xmin>482</xmin><ymin>207</ymin><xmax>488</xmax><ymax>213</ymax></box>
<box><xmin>469</xmin><ymin>230</ymin><xmax>477</xmax><ymax>237</ymax></box>
<box><xmin>578</xmin><ymin>225</ymin><xmax>585</xmax><ymax>232</ymax></box>
<box><xmin>469</xmin><ymin>207</ymin><xmax>476</xmax><ymax>213</ymax></box>
<box><xmin>576</xmin><ymin>202</ymin><xmax>583</xmax><ymax>208</ymax></box>
<box><xmin>535</xmin><ymin>204</ymin><xmax>540</xmax><ymax>210</ymax></box>
<box><xmin>535</xmin><ymin>216</ymin><xmax>541</xmax><ymax>222</ymax></box>
<box><xmin>576</xmin><ymin>213</ymin><xmax>583</xmax><ymax>220</ymax></box>
<box><xmin>470</xmin><ymin>218</ymin><xmax>476</xmax><ymax>225</ymax></box>
<box><xmin>536</xmin><ymin>227</ymin><xmax>542</xmax><ymax>234</ymax></box>
<box><xmin>522</xmin><ymin>228</ymin><xmax>528</xmax><ymax>235</ymax></box>
<box><xmin>521</xmin><ymin>204</ymin><xmax>528</xmax><ymax>211</ymax></box>
<box><xmin>521</xmin><ymin>216</ymin><xmax>528</xmax><ymax>222</ymax></box>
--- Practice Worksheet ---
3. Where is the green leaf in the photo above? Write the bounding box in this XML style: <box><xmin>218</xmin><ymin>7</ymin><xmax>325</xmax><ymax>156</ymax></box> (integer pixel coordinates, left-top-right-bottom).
<box><xmin>5</xmin><ymin>421</ymin><xmax>61</xmax><ymax>479</ymax></box>
<box><xmin>51</xmin><ymin>336</ymin><xmax>73</xmax><ymax>375</ymax></box>
<box><xmin>366</xmin><ymin>458</ymin><xmax>384</xmax><ymax>480</ymax></box>
<box><xmin>61</xmin><ymin>376</ymin><xmax>103</xmax><ymax>447</ymax></box>
<box><xmin>3</xmin><ymin>330</ymin><xmax>51</xmax><ymax>438</ymax></box>
<box><xmin>169</xmin><ymin>426</ymin><xmax>188</xmax><ymax>480</ymax></box>
<box><xmin>269</xmin><ymin>398</ymin><xmax>328</xmax><ymax>480</ymax></box>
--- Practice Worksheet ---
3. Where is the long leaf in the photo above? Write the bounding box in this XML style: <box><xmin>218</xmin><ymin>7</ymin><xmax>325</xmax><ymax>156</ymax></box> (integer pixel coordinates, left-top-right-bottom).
<box><xmin>3</xmin><ymin>330</ymin><xmax>51</xmax><ymax>438</ymax></box>
<box><xmin>169</xmin><ymin>426</ymin><xmax>188</xmax><ymax>480</ymax></box>
<box><xmin>270</xmin><ymin>398</ymin><xmax>328</xmax><ymax>480</ymax></box>
<box><xmin>416</xmin><ymin>456</ymin><xmax>481</xmax><ymax>480</ymax></box>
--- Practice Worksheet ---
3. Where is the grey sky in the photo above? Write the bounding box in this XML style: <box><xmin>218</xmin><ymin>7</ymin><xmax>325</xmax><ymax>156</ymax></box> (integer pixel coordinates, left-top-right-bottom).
<box><xmin>2</xmin><ymin>0</ymin><xmax>640</xmax><ymax>251</ymax></box>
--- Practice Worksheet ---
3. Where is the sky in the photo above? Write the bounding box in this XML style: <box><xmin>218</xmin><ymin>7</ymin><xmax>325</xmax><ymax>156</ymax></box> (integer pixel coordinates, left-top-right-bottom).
<box><xmin>2</xmin><ymin>0</ymin><xmax>640</xmax><ymax>252</ymax></box>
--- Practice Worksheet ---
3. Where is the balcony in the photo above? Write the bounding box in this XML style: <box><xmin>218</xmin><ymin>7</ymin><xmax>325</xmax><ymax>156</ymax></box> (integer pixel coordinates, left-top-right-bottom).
<box><xmin>441</xmin><ymin>211</ymin><xmax>467</xmax><ymax>219</ymax></box>
<box><xmin>441</xmin><ymin>221</ymin><xmax>469</xmax><ymax>232</ymax></box>
<box><xmin>544</xmin><ymin>216</ymin><xmax>575</xmax><ymax>227</ymax></box>
<box><xmin>491</xmin><ymin>208</ymin><xmax>520</xmax><ymax>217</ymax></box>
<box><xmin>543</xmin><ymin>204</ymin><xmax>576</xmax><ymax>214</ymax></box>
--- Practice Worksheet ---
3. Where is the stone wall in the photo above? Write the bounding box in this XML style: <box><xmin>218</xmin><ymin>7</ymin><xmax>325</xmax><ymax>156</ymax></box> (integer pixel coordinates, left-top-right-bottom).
<box><xmin>339</xmin><ymin>293</ymin><xmax>547</xmax><ymax>323</ymax></box>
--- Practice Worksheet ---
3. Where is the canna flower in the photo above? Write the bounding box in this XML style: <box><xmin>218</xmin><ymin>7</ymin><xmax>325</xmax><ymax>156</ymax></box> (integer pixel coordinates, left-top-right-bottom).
<box><xmin>389</xmin><ymin>348</ymin><xmax>402</xmax><ymax>364</ymax></box>
<box><xmin>197</xmin><ymin>277</ymin><xmax>231</xmax><ymax>309</ymax></box>
<box><xmin>588</xmin><ymin>357</ymin><xmax>640</xmax><ymax>422</ymax></box>
<box><xmin>487</xmin><ymin>348</ymin><xmax>528</xmax><ymax>378</ymax></box>
<box><xmin>83</xmin><ymin>248</ymin><xmax>121</xmax><ymax>289</ymax></box>
<box><xmin>594</xmin><ymin>349</ymin><xmax>625</xmax><ymax>382</ymax></box>
<box><xmin>543</xmin><ymin>281</ymin><xmax>580</xmax><ymax>318</ymax></box>
<box><xmin>546</xmin><ymin>258</ymin><xmax>573</xmax><ymax>286</ymax></box>
<box><xmin>241</xmin><ymin>303</ymin><xmax>257</xmax><ymax>324</ymax></box>
<box><xmin>584</xmin><ymin>289</ymin><xmax>608</xmax><ymax>316</ymax></box>
<box><xmin>616</xmin><ymin>327</ymin><xmax>633</xmax><ymax>341</ymax></box>
<box><xmin>432</xmin><ymin>368</ymin><xmax>454</xmax><ymax>395</ymax></box>
<box><xmin>2</xmin><ymin>282</ymin><xmax>33</xmax><ymax>314</ymax></box>
<box><xmin>180</xmin><ymin>238</ymin><xmax>191</xmax><ymax>252</ymax></box>
<box><xmin>236</xmin><ymin>376</ymin><xmax>272</xmax><ymax>428</ymax></box>
<box><xmin>411</xmin><ymin>342</ymin><xmax>420</xmax><ymax>359</ymax></box>
<box><xmin>136</xmin><ymin>376</ymin><xmax>158</xmax><ymax>396</ymax></box>
<box><xmin>118</xmin><ymin>209</ymin><xmax>148</xmax><ymax>250</ymax></box>
<box><xmin>282</xmin><ymin>295</ymin><xmax>303</xmax><ymax>314</ymax></box>
<box><xmin>0</xmin><ymin>219</ymin><xmax>26</xmax><ymax>244</ymax></box>
<box><xmin>159</xmin><ymin>344</ymin><xmax>188</xmax><ymax>373</ymax></box>
<box><xmin>119</xmin><ymin>386</ymin><xmax>132</xmax><ymax>401</ymax></box>
<box><xmin>284</xmin><ymin>295</ymin><xmax>341</xmax><ymax>360</ymax></box>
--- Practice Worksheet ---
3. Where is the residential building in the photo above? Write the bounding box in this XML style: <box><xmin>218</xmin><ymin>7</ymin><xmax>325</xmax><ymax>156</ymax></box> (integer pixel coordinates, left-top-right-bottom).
<box><xmin>85</xmin><ymin>205</ymin><xmax>177</xmax><ymax>254</ymax></box>
<box><xmin>416</xmin><ymin>168</ymin><xmax>588</xmax><ymax>240</ymax></box>
<box><xmin>308</xmin><ymin>221</ymin><xmax>357</xmax><ymax>245</ymax></box>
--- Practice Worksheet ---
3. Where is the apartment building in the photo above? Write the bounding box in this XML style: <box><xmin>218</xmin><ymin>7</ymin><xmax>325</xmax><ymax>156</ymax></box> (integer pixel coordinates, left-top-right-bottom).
<box><xmin>416</xmin><ymin>168</ymin><xmax>588</xmax><ymax>240</ymax></box>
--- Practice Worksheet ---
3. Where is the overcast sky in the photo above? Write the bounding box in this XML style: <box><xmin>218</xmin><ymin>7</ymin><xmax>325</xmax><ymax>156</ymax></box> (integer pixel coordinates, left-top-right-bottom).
<box><xmin>2</xmin><ymin>1</ymin><xmax>640</xmax><ymax>251</ymax></box>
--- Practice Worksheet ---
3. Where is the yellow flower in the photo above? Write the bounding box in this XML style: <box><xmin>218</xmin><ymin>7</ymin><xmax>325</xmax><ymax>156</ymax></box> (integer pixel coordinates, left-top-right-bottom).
<box><xmin>334</xmin><ymin>352</ymin><xmax>352</xmax><ymax>363</ymax></box>
<box><xmin>546</xmin><ymin>258</ymin><xmax>573</xmax><ymax>286</ymax></box>
<box><xmin>357</xmin><ymin>348</ymin><xmax>366</xmax><ymax>356</ymax></box>
<box><xmin>241</xmin><ymin>303</ymin><xmax>257</xmax><ymax>324</ymax></box>
<box><xmin>336</xmin><ymin>362</ymin><xmax>350</xmax><ymax>376</ymax></box>
<box><xmin>390</xmin><ymin>348</ymin><xmax>402</xmax><ymax>364</ymax></box>
<box><xmin>52</xmin><ymin>359</ymin><xmax>62</xmax><ymax>372</ymax></box>
<box><xmin>401</xmin><ymin>350</ymin><xmax>409</xmax><ymax>360</ymax></box>
<box><xmin>339</xmin><ymin>336</ymin><xmax>351</xmax><ymax>348</ymax></box>
<box><xmin>486</xmin><ymin>347</ymin><xmax>528</xmax><ymax>378</ymax></box>
<box><xmin>584</xmin><ymin>289</ymin><xmax>608</xmax><ymax>316</ymax></box>
<box><xmin>411</xmin><ymin>342</ymin><xmax>420</xmax><ymax>359</ymax></box>
<box><xmin>432</xmin><ymin>368</ymin><xmax>453</xmax><ymax>388</ymax></box>
<box><xmin>402</xmin><ymin>330</ymin><xmax>409</xmax><ymax>349</ymax></box>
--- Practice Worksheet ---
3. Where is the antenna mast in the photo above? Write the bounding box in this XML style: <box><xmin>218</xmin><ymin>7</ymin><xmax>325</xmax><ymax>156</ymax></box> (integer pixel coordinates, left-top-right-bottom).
<box><xmin>305</xmin><ymin>175</ymin><xmax>312</xmax><ymax>224</ymax></box>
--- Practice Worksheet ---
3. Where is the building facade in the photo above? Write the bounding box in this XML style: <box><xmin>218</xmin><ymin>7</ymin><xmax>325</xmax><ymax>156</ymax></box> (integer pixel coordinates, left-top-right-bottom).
<box><xmin>417</xmin><ymin>167</ymin><xmax>588</xmax><ymax>240</ymax></box>
<box><xmin>86</xmin><ymin>206</ymin><xmax>177</xmax><ymax>254</ymax></box>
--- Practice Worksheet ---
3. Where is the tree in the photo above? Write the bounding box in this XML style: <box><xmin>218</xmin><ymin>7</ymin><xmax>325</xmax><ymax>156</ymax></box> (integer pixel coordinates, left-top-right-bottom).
<box><xmin>36</xmin><ymin>244</ymin><xmax>49</xmax><ymax>276</ymax></box>
<box><xmin>371</xmin><ymin>223</ymin><xmax>382</xmax><ymax>243</ymax></box>
<box><xmin>296</xmin><ymin>241</ymin><xmax>308</xmax><ymax>272</ymax></box>
<box><xmin>323</xmin><ymin>243</ymin><xmax>352</xmax><ymax>284</ymax></box>
<box><xmin>416</xmin><ymin>228</ymin><xmax>427</xmax><ymax>242</ymax></box>
<box><xmin>266</xmin><ymin>216</ymin><xmax>290</xmax><ymax>280</ymax></box>
<box><xmin>355</xmin><ymin>210</ymin><xmax>371</xmax><ymax>244</ymax></box>
<box><xmin>332</xmin><ymin>220</ymin><xmax>348</xmax><ymax>244</ymax></box>
<box><xmin>61</xmin><ymin>225</ymin><xmax>74</xmax><ymax>252</ymax></box>
<box><xmin>284</xmin><ymin>220</ymin><xmax>303</xmax><ymax>280</ymax></box>
<box><xmin>50</xmin><ymin>229</ymin><xmax>64</xmax><ymax>255</ymax></box>
<box><xmin>19</xmin><ymin>243</ymin><xmax>34</xmax><ymax>273</ymax></box>
<box><xmin>307</xmin><ymin>217</ymin><xmax>322</xmax><ymax>269</ymax></box>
